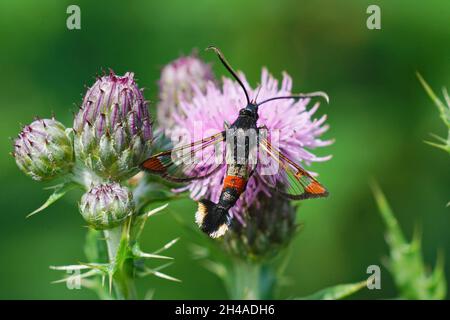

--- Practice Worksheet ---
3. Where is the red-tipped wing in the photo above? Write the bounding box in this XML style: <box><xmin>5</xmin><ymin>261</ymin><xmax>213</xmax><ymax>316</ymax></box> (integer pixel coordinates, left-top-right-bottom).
<box><xmin>141</xmin><ymin>131</ymin><xmax>226</xmax><ymax>182</ymax></box>
<box><xmin>258</xmin><ymin>138</ymin><xmax>328</xmax><ymax>200</ymax></box>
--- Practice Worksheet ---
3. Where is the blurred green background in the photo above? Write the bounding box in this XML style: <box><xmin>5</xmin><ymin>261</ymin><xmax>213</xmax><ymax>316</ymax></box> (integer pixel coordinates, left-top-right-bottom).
<box><xmin>0</xmin><ymin>0</ymin><xmax>449</xmax><ymax>299</ymax></box>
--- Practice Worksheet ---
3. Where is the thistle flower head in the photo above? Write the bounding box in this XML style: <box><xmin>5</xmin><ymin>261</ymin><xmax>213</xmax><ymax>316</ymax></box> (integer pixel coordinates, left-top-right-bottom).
<box><xmin>223</xmin><ymin>193</ymin><xmax>297</xmax><ymax>261</ymax></box>
<box><xmin>74</xmin><ymin>71</ymin><xmax>152</xmax><ymax>181</ymax></box>
<box><xmin>13</xmin><ymin>118</ymin><xmax>74</xmax><ymax>181</ymax></box>
<box><xmin>168</xmin><ymin>67</ymin><xmax>332</xmax><ymax>221</ymax></box>
<box><xmin>158</xmin><ymin>54</ymin><xmax>214</xmax><ymax>130</ymax></box>
<box><xmin>79</xmin><ymin>182</ymin><xmax>134</xmax><ymax>230</ymax></box>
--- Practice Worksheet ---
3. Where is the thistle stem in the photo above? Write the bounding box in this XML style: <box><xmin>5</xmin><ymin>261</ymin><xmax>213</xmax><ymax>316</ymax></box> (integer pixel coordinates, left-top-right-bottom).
<box><xmin>229</xmin><ymin>259</ymin><xmax>276</xmax><ymax>300</ymax></box>
<box><xmin>104</xmin><ymin>227</ymin><xmax>122</xmax><ymax>262</ymax></box>
<box><xmin>104</xmin><ymin>226</ymin><xmax>137</xmax><ymax>300</ymax></box>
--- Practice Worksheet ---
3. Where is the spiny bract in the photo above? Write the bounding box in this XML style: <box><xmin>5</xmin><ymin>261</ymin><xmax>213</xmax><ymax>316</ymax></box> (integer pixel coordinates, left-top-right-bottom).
<box><xmin>79</xmin><ymin>182</ymin><xmax>134</xmax><ymax>230</ymax></box>
<box><xmin>74</xmin><ymin>71</ymin><xmax>153</xmax><ymax>181</ymax></box>
<box><xmin>13</xmin><ymin>118</ymin><xmax>74</xmax><ymax>181</ymax></box>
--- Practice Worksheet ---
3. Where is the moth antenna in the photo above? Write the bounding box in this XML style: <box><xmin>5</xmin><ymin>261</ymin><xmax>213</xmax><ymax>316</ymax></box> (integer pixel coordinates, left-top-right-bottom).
<box><xmin>256</xmin><ymin>91</ymin><xmax>329</xmax><ymax>107</ymax></box>
<box><xmin>252</xmin><ymin>85</ymin><xmax>262</xmax><ymax>103</ymax></box>
<box><xmin>206</xmin><ymin>46</ymin><xmax>250</xmax><ymax>105</ymax></box>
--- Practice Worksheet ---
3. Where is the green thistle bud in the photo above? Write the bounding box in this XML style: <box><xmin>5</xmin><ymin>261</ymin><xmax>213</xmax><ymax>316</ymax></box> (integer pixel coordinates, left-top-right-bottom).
<box><xmin>223</xmin><ymin>194</ymin><xmax>298</xmax><ymax>262</ymax></box>
<box><xmin>79</xmin><ymin>182</ymin><xmax>134</xmax><ymax>230</ymax></box>
<box><xmin>74</xmin><ymin>71</ymin><xmax>153</xmax><ymax>181</ymax></box>
<box><xmin>13</xmin><ymin>118</ymin><xmax>74</xmax><ymax>181</ymax></box>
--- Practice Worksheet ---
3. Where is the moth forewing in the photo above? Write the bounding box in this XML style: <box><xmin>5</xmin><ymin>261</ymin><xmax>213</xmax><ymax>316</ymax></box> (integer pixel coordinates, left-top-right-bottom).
<box><xmin>257</xmin><ymin>128</ymin><xmax>281</xmax><ymax>176</ymax></box>
<box><xmin>170</xmin><ymin>131</ymin><xmax>193</xmax><ymax>166</ymax></box>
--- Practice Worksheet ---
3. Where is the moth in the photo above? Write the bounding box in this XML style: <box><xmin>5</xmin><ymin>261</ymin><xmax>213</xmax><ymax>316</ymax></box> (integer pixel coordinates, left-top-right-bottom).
<box><xmin>141</xmin><ymin>46</ymin><xmax>329</xmax><ymax>238</ymax></box>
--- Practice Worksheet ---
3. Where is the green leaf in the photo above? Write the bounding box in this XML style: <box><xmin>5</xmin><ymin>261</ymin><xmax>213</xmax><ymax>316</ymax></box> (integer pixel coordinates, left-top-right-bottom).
<box><xmin>371</xmin><ymin>181</ymin><xmax>447</xmax><ymax>299</ymax></box>
<box><xmin>131</xmin><ymin>242</ymin><xmax>174</xmax><ymax>260</ymax></box>
<box><xmin>297</xmin><ymin>280</ymin><xmax>367</xmax><ymax>300</ymax></box>
<box><xmin>139</xmin><ymin>264</ymin><xmax>181</xmax><ymax>282</ymax></box>
<box><xmin>51</xmin><ymin>269</ymin><xmax>100</xmax><ymax>284</ymax></box>
<box><xmin>112</xmin><ymin>225</ymin><xmax>133</xmax><ymax>275</ymax></box>
<box><xmin>152</xmin><ymin>237</ymin><xmax>179</xmax><ymax>255</ymax></box>
<box><xmin>27</xmin><ymin>182</ymin><xmax>78</xmax><ymax>218</ymax></box>
<box><xmin>423</xmin><ymin>140</ymin><xmax>450</xmax><ymax>152</ymax></box>
<box><xmin>417</xmin><ymin>73</ymin><xmax>450</xmax><ymax>155</ymax></box>
<box><xmin>49</xmin><ymin>264</ymin><xmax>92</xmax><ymax>271</ymax></box>
<box><xmin>417</xmin><ymin>72</ymin><xmax>448</xmax><ymax>118</ymax></box>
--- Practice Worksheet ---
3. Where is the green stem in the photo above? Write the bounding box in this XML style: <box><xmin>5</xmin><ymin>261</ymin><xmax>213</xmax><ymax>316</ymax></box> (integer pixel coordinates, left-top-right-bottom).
<box><xmin>104</xmin><ymin>226</ymin><xmax>137</xmax><ymax>300</ymax></box>
<box><xmin>228</xmin><ymin>259</ymin><xmax>276</xmax><ymax>300</ymax></box>
<box><xmin>104</xmin><ymin>227</ymin><xmax>122</xmax><ymax>262</ymax></box>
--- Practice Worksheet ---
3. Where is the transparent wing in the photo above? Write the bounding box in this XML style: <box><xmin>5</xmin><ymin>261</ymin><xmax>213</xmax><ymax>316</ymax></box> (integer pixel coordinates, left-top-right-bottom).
<box><xmin>141</xmin><ymin>131</ymin><xmax>227</xmax><ymax>182</ymax></box>
<box><xmin>258</xmin><ymin>138</ymin><xmax>328</xmax><ymax>200</ymax></box>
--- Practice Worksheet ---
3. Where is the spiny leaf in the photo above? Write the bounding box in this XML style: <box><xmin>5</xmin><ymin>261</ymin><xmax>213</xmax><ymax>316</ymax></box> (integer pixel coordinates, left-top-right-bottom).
<box><xmin>370</xmin><ymin>180</ymin><xmax>405</xmax><ymax>246</ymax></box>
<box><xmin>77</xmin><ymin>262</ymin><xmax>109</xmax><ymax>274</ymax></box>
<box><xmin>145</xmin><ymin>203</ymin><xmax>169</xmax><ymax>218</ymax></box>
<box><xmin>51</xmin><ymin>269</ymin><xmax>99</xmax><ymax>284</ymax></box>
<box><xmin>416</xmin><ymin>72</ymin><xmax>447</xmax><ymax>118</ymax></box>
<box><xmin>139</xmin><ymin>263</ymin><xmax>181</xmax><ymax>282</ymax></box>
<box><xmin>296</xmin><ymin>280</ymin><xmax>367</xmax><ymax>300</ymax></box>
<box><xmin>142</xmin><ymin>268</ymin><xmax>181</xmax><ymax>282</ymax></box>
<box><xmin>417</xmin><ymin>73</ymin><xmax>450</xmax><ymax>154</ymax></box>
<box><xmin>151</xmin><ymin>271</ymin><xmax>181</xmax><ymax>282</ymax></box>
<box><xmin>429</xmin><ymin>132</ymin><xmax>448</xmax><ymax>144</ymax></box>
<box><xmin>27</xmin><ymin>182</ymin><xmax>78</xmax><ymax>218</ymax></box>
<box><xmin>371</xmin><ymin>181</ymin><xmax>447</xmax><ymax>299</ymax></box>
<box><xmin>131</xmin><ymin>243</ymin><xmax>173</xmax><ymax>260</ymax></box>
<box><xmin>424</xmin><ymin>140</ymin><xmax>450</xmax><ymax>152</ymax></box>
<box><xmin>112</xmin><ymin>226</ymin><xmax>132</xmax><ymax>274</ymax></box>
<box><xmin>152</xmin><ymin>237</ymin><xmax>179</xmax><ymax>255</ymax></box>
<box><xmin>50</xmin><ymin>264</ymin><xmax>91</xmax><ymax>271</ymax></box>
<box><xmin>137</xmin><ymin>252</ymin><xmax>173</xmax><ymax>260</ymax></box>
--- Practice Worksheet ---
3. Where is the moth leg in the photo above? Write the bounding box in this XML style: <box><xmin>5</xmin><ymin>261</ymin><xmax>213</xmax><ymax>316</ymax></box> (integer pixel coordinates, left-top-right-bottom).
<box><xmin>223</xmin><ymin>120</ymin><xmax>231</xmax><ymax>130</ymax></box>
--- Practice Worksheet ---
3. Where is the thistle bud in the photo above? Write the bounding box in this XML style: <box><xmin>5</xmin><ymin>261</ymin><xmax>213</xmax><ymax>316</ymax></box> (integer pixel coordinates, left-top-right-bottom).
<box><xmin>79</xmin><ymin>182</ymin><xmax>134</xmax><ymax>230</ymax></box>
<box><xmin>223</xmin><ymin>194</ymin><xmax>298</xmax><ymax>262</ymax></box>
<box><xmin>158</xmin><ymin>54</ymin><xmax>214</xmax><ymax>130</ymax></box>
<box><xmin>13</xmin><ymin>118</ymin><xmax>74</xmax><ymax>181</ymax></box>
<box><xmin>74</xmin><ymin>71</ymin><xmax>152</xmax><ymax>181</ymax></box>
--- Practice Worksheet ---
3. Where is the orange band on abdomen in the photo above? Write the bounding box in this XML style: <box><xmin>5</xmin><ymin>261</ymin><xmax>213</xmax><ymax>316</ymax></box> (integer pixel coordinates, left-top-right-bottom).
<box><xmin>223</xmin><ymin>175</ymin><xmax>247</xmax><ymax>194</ymax></box>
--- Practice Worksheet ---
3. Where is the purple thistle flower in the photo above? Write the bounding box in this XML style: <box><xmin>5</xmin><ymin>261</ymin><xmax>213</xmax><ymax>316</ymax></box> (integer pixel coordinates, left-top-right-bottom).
<box><xmin>166</xmin><ymin>68</ymin><xmax>333</xmax><ymax>222</ymax></box>
<box><xmin>158</xmin><ymin>54</ymin><xmax>214</xmax><ymax>131</ymax></box>
<box><xmin>74</xmin><ymin>71</ymin><xmax>153</xmax><ymax>181</ymax></box>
